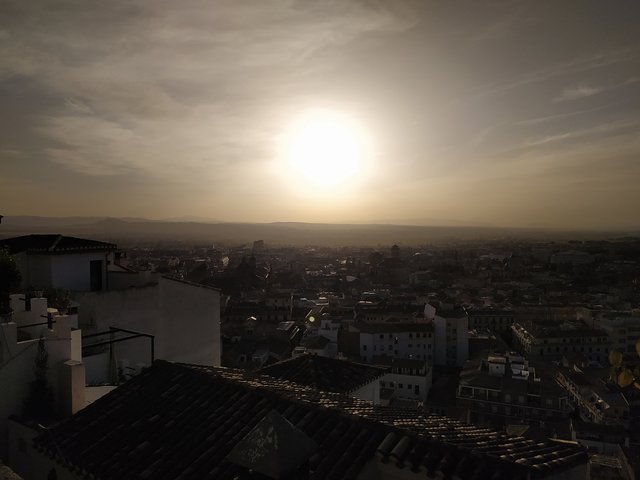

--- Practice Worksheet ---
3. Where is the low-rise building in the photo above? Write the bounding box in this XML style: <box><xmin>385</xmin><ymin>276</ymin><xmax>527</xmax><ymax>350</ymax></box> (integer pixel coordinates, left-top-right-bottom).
<box><xmin>511</xmin><ymin>320</ymin><xmax>610</xmax><ymax>364</ymax></box>
<box><xmin>1</xmin><ymin>234</ymin><xmax>116</xmax><ymax>292</ymax></box>
<box><xmin>457</xmin><ymin>353</ymin><xmax>572</xmax><ymax>431</ymax></box>
<box><xmin>556</xmin><ymin>367</ymin><xmax>630</xmax><ymax>427</ymax></box>
<box><xmin>342</xmin><ymin>322</ymin><xmax>434</xmax><ymax>364</ymax></box>
<box><xmin>373</xmin><ymin>356</ymin><xmax>432</xmax><ymax>404</ymax></box>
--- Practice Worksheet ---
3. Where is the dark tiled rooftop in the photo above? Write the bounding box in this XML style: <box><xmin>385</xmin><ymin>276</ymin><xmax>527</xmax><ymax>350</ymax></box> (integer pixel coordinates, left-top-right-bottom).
<box><xmin>258</xmin><ymin>355</ymin><xmax>386</xmax><ymax>394</ymax></box>
<box><xmin>0</xmin><ymin>234</ymin><xmax>116</xmax><ymax>254</ymax></box>
<box><xmin>34</xmin><ymin>361</ymin><xmax>587</xmax><ymax>480</ymax></box>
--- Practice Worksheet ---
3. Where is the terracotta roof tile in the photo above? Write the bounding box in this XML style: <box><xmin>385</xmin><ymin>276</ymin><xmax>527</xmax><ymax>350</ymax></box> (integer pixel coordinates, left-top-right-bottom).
<box><xmin>34</xmin><ymin>361</ymin><xmax>586</xmax><ymax>479</ymax></box>
<box><xmin>1</xmin><ymin>234</ymin><xmax>116</xmax><ymax>254</ymax></box>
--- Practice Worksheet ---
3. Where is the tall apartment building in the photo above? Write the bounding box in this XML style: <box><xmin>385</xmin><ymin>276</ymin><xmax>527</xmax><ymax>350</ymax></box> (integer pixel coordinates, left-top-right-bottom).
<box><xmin>426</xmin><ymin>302</ymin><xmax>469</xmax><ymax>367</ymax></box>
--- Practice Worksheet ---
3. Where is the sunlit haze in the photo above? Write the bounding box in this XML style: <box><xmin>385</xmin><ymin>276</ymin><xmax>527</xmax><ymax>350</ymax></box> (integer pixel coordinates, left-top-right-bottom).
<box><xmin>1</xmin><ymin>1</ymin><xmax>640</xmax><ymax>229</ymax></box>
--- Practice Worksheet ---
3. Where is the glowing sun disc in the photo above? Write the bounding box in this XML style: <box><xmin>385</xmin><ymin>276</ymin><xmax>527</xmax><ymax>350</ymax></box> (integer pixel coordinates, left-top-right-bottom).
<box><xmin>284</xmin><ymin>109</ymin><xmax>368</xmax><ymax>187</ymax></box>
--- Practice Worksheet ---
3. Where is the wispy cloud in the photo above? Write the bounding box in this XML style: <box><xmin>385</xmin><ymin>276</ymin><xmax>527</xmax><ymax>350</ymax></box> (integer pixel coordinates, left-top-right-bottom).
<box><xmin>555</xmin><ymin>85</ymin><xmax>603</xmax><ymax>101</ymax></box>
<box><xmin>0</xmin><ymin>0</ymin><xmax>416</xmax><ymax>178</ymax></box>
<box><xmin>471</xmin><ymin>48</ymin><xmax>640</xmax><ymax>98</ymax></box>
<box><xmin>554</xmin><ymin>77</ymin><xmax>640</xmax><ymax>102</ymax></box>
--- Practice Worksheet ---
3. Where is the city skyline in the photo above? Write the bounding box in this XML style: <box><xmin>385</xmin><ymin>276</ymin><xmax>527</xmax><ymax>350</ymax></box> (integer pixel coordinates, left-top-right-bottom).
<box><xmin>2</xmin><ymin>1</ymin><xmax>640</xmax><ymax>229</ymax></box>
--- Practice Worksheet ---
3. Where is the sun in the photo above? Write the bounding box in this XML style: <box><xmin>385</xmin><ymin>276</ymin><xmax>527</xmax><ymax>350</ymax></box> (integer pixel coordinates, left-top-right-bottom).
<box><xmin>282</xmin><ymin>109</ymin><xmax>369</xmax><ymax>188</ymax></box>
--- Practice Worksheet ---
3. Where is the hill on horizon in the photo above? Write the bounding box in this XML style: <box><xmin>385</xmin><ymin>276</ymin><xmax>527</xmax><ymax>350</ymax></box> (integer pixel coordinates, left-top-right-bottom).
<box><xmin>1</xmin><ymin>215</ymin><xmax>638</xmax><ymax>247</ymax></box>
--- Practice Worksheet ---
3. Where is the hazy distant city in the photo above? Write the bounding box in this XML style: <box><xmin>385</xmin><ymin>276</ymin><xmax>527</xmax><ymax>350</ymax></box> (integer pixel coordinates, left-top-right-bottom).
<box><xmin>1</xmin><ymin>215</ymin><xmax>639</xmax><ymax>479</ymax></box>
<box><xmin>2</xmin><ymin>0</ymin><xmax>640</xmax><ymax>478</ymax></box>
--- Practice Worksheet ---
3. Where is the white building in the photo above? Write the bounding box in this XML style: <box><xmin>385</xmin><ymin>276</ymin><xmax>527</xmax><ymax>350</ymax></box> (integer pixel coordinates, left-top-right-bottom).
<box><xmin>373</xmin><ymin>356</ymin><xmax>432</xmax><ymax>404</ymax></box>
<box><xmin>348</xmin><ymin>322</ymin><xmax>434</xmax><ymax>363</ymax></box>
<box><xmin>1</xmin><ymin>235</ymin><xmax>116</xmax><ymax>292</ymax></box>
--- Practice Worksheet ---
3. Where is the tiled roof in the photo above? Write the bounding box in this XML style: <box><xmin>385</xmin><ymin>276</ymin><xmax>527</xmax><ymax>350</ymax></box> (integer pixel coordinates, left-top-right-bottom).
<box><xmin>0</xmin><ymin>234</ymin><xmax>116</xmax><ymax>254</ymax></box>
<box><xmin>258</xmin><ymin>355</ymin><xmax>386</xmax><ymax>393</ymax></box>
<box><xmin>34</xmin><ymin>361</ymin><xmax>587</xmax><ymax>480</ymax></box>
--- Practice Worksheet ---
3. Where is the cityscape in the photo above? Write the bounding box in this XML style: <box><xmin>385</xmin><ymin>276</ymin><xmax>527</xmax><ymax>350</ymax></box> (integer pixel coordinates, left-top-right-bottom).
<box><xmin>2</xmin><ymin>1</ymin><xmax>640</xmax><ymax>479</ymax></box>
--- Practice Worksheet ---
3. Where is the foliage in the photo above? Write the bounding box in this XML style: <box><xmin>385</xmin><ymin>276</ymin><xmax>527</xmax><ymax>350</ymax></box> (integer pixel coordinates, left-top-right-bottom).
<box><xmin>23</xmin><ymin>337</ymin><xmax>55</xmax><ymax>421</ymax></box>
<box><xmin>0</xmin><ymin>249</ymin><xmax>21</xmax><ymax>314</ymax></box>
<box><xmin>43</xmin><ymin>288</ymin><xmax>71</xmax><ymax>312</ymax></box>
<box><xmin>609</xmin><ymin>340</ymin><xmax>640</xmax><ymax>390</ymax></box>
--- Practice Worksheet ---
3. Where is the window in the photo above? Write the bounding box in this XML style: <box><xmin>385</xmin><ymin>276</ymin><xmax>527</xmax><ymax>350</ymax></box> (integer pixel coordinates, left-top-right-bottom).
<box><xmin>408</xmin><ymin>344</ymin><xmax>413</xmax><ymax>348</ymax></box>
<box><xmin>380</xmin><ymin>381</ymin><xmax>386</xmax><ymax>387</ymax></box>
<box><xmin>388</xmin><ymin>345</ymin><xmax>393</xmax><ymax>351</ymax></box>
<box><xmin>399</xmin><ymin>383</ymin><xmax>403</xmax><ymax>388</ymax></box>
<box><xmin>362</xmin><ymin>345</ymin><xmax>367</xmax><ymax>351</ymax></box>
<box><xmin>379</xmin><ymin>334</ymin><xmax>383</xmax><ymax>339</ymax></box>
<box><xmin>408</xmin><ymin>384</ymin><xmax>412</xmax><ymax>389</ymax></box>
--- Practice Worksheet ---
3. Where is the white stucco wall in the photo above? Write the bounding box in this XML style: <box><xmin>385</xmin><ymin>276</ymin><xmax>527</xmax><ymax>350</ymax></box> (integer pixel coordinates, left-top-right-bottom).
<box><xmin>51</xmin><ymin>253</ymin><xmax>108</xmax><ymax>291</ymax></box>
<box><xmin>75</xmin><ymin>276</ymin><xmax>221</xmax><ymax>382</ymax></box>
<box><xmin>16</xmin><ymin>253</ymin><xmax>108</xmax><ymax>292</ymax></box>
<box><xmin>158</xmin><ymin>277</ymin><xmax>221</xmax><ymax>366</ymax></box>
<box><xmin>0</xmin><ymin>312</ymin><xmax>84</xmax><ymax>463</ymax></box>
<box><xmin>8</xmin><ymin>419</ymin><xmax>77</xmax><ymax>480</ymax></box>
<box><xmin>380</xmin><ymin>371</ymin><xmax>430</xmax><ymax>402</ymax></box>
<box><xmin>352</xmin><ymin>380</ymin><xmax>380</xmax><ymax>404</ymax></box>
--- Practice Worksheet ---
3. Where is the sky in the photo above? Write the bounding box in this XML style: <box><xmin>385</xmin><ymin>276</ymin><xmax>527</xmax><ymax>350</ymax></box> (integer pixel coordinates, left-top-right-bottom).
<box><xmin>1</xmin><ymin>0</ymin><xmax>639</xmax><ymax>228</ymax></box>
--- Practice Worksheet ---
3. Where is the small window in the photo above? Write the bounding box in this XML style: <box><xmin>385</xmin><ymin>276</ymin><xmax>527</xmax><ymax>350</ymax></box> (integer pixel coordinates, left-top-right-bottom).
<box><xmin>398</xmin><ymin>383</ymin><xmax>403</xmax><ymax>388</ymax></box>
<box><xmin>363</xmin><ymin>345</ymin><xmax>367</xmax><ymax>351</ymax></box>
<box><xmin>407</xmin><ymin>384</ymin><xmax>412</xmax><ymax>389</ymax></box>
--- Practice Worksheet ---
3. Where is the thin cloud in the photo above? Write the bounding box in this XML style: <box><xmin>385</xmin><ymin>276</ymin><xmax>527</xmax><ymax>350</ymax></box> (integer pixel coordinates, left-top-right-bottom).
<box><xmin>0</xmin><ymin>0</ymin><xmax>416</xmax><ymax>177</ymax></box>
<box><xmin>554</xmin><ymin>77</ymin><xmax>640</xmax><ymax>102</ymax></box>
<box><xmin>555</xmin><ymin>85</ymin><xmax>603</xmax><ymax>101</ymax></box>
<box><xmin>470</xmin><ymin>48</ymin><xmax>640</xmax><ymax>98</ymax></box>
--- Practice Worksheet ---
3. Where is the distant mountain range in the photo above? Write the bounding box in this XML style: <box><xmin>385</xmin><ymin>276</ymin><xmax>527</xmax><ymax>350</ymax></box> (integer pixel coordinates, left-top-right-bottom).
<box><xmin>1</xmin><ymin>215</ymin><xmax>638</xmax><ymax>247</ymax></box>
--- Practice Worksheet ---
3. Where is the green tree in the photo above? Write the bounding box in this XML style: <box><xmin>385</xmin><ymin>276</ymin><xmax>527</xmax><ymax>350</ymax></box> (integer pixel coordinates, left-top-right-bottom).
<box><xmin>0</xmin><ymin>249</ymin><xmax>21</xmax><ymax>315</ymax></box>
<box><xmin>23</xmin><ymin>337</ymin><xmax>55</xmax><ymax>421</ymax></box>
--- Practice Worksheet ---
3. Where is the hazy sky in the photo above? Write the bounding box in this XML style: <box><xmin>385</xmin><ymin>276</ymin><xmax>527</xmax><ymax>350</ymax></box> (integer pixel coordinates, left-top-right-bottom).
<box><xmin>2</xmin><ymin>0</ymin><xmax>639</xmax><ymax>228</ymax></box>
